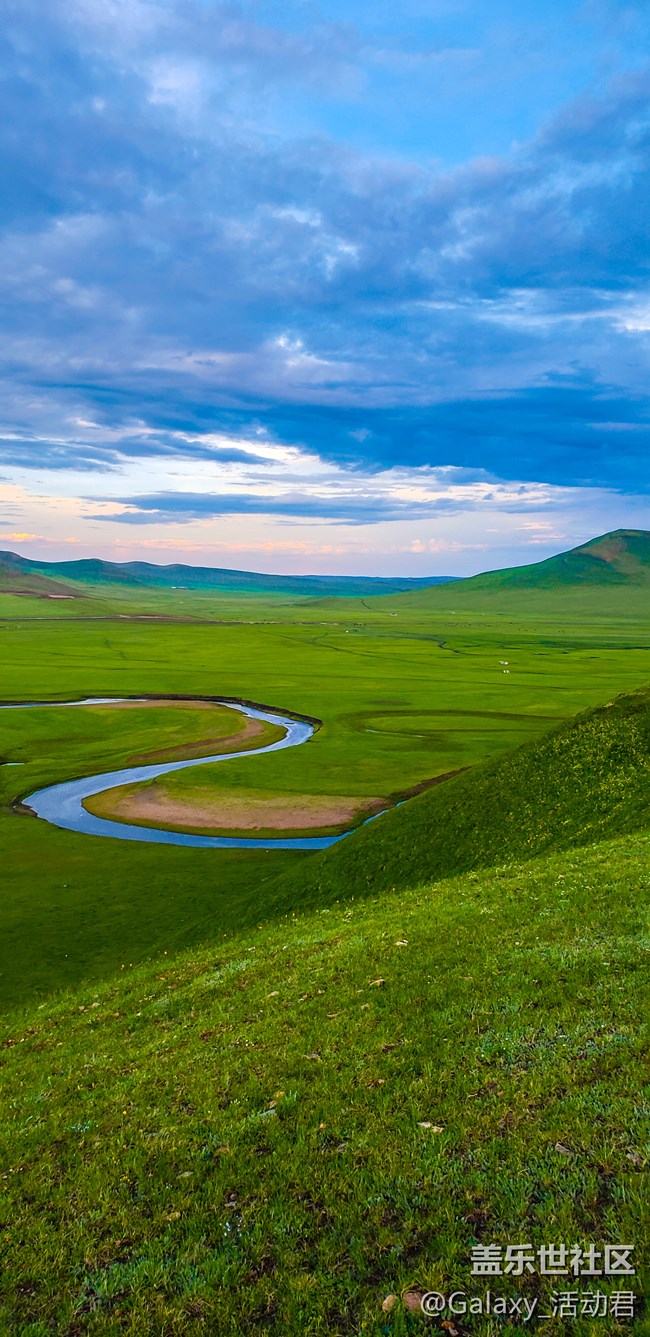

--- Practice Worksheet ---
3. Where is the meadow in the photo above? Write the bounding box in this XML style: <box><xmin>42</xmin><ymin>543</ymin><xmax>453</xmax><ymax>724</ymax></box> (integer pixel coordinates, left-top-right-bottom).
<box><xmin>2</xmin><ymin>581</ymin><xmax>650</xmax><ymax>1009</ymax></box>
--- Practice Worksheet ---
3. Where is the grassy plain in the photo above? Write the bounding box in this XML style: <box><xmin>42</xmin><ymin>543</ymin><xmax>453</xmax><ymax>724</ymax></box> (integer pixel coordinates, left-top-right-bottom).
<box><xmin>1</xmin><ymin>582</ymin><xmax>650</xmax><ymax>1009</ymax></box>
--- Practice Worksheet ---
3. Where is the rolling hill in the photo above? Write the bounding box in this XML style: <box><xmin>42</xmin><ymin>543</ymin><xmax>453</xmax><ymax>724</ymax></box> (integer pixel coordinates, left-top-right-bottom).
<box><xmin>0</xmin><ymin>549</ymin><xmax>456</xmax><ymax>599</ymax></box>
<box><xmin>1</xmin><ymin>529</ymin><xmax>648</xmax><ymax>611</ymax></box>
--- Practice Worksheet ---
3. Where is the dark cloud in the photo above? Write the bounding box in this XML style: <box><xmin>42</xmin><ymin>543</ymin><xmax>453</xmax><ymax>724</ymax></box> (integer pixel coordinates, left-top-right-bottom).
<box><xmin>87</xmin><ymin>483</ymin><xmax>558</xmax><ymax>526</ymax></box>
<box><xmin>85</xmin><ymin>491</ymin><xmax>467</xmax><ymax>524</ymax></box>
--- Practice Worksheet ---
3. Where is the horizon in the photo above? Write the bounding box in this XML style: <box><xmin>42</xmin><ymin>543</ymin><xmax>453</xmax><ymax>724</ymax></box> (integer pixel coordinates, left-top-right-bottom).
<box><xmin>2</xmin><ymin>3</ymin><xmax>650</xmax><ymax>573</ymax></box>
<box><xmin>4</xmin><ymin>525</ymin><xmax>645</xmax><ymax>583</ymax></box>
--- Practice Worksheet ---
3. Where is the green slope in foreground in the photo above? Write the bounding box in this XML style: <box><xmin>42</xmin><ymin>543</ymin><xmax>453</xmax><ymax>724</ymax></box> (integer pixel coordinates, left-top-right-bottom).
<box><xmin>0</xmin><ymin>688</ymin><xmax>648</xmax><ymax>1333</ymax></box>
<box><xmin>0</xmin><ymin>836</ymin><xmax>646</xmax><ymax>1334</ymax></box>
<box><xmin>270</xmin><ymin>686</ymin><xmax>650</xmax><ymax>913</ymax></box>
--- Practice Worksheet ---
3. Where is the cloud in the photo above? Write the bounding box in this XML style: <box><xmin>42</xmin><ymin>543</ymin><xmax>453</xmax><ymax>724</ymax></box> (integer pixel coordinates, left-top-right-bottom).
<box><xmin>0</xmin><ymin>0</ymin><xmax>648</xmax><ymax>542</ymax></box>
<box><xmin>86</xmin><ymin>463</ymin><xmax>566</xmax><ymax>525</ymax></box>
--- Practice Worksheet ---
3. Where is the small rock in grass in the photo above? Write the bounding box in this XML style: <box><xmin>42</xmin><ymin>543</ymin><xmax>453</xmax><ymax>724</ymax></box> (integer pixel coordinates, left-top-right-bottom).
<box><xmin>418</xmin><ymin>1122</ymin><xmax>443</xmax><ymax>1132</ymax></box>
<box><xmin>403</xmin><ymin>1289</ymin><xmax>425</xmax><ymax>1311</ymax></box>
<box><xmin>382</xmin><ymin>1294</ymin><xmax>396</xmax><ymax>1312</ymax></box>
<box><xmin>554</xmin><ymin>1141</ymin><xmax>573</xmax><ymax>1156</ymax></box>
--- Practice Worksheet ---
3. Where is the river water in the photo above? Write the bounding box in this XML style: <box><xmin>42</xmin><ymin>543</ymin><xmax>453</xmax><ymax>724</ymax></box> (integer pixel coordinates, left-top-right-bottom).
<box><xmin>0</xmin><ymin>697</ymin><xmax>358</xmax><ymax>850</ymax></box>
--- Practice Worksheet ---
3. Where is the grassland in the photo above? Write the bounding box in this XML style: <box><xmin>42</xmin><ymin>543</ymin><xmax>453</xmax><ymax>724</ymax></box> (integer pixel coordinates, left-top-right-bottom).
<box><xmin>1</xmin><ymin>576</ymin><xmax>650</xmax><ymax>1009</ymax></box>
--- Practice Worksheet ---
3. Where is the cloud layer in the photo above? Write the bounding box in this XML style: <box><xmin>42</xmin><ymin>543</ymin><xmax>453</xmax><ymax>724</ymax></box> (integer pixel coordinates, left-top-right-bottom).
<box><xmin>1</xmin><ymin>0</ymin><xmax>649</xmax><ymax>569</ymax></box>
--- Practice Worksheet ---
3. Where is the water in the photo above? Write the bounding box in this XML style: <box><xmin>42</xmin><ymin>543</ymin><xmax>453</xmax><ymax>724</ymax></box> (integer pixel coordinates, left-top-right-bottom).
<box><xmin>0</xmin><ymin>697</ymin><xmax>360</xmax><ymax>850</ymax></box>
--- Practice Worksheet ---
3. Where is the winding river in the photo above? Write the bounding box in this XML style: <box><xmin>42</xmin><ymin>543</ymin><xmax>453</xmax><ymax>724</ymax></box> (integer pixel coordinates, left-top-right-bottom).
<box><xmin>1</xmin><ymin>697</ymin><xmax>367</xmax><ymax>850</ymax></box>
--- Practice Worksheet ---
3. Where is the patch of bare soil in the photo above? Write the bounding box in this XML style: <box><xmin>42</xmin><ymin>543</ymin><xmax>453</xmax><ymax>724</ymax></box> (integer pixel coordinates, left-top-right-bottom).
<box><xmin>91</xmin><ymin>786</ymin><xmax>385</xmax><ymax>833</ymax></box>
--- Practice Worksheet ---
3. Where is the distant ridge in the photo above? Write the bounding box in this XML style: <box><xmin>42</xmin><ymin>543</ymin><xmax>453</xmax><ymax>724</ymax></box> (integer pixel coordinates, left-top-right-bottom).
<box><xmin>0</xmin><ymin>550</ymin><xmax>457</xmax><ymax>599</ymax></box>
<box><xmin>1</xmin><ymin>530</ymin><xmax>648</xmax><ymax>603</ymax></box>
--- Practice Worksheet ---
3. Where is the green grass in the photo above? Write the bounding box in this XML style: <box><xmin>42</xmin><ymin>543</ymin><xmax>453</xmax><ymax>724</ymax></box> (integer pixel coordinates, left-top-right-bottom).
<box><xmin>0</xmin><ymin>832</ymin><xmax>647</xmax><ymax>1334</ymax></box>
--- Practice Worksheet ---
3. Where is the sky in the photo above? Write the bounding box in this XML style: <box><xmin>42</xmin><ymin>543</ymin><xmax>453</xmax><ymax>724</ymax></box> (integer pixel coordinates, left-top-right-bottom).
<box><xmin>1</xmin><ymin>0</ymin><xmax>649</xmax><ymax>576</ymax></box>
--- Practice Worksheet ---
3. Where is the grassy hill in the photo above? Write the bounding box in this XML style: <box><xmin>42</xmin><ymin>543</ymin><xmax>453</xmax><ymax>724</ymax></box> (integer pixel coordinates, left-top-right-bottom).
<box><xmin>0</xmin><ymin>549</ymin><xmax>455</xmax><ymax>600</ymax></box>
<box><xmin>2</xmin><ymin>529</ymin><xmax>648</xmax><ymax>621</ymax></box>
<box><xmin>458</xmin><ymin>529</ymin><xmax>650</xmax><ymax>592</ymax></box>
<box><xmin>376</xmin><ymin>529</ymin><xmax>650</xmax><ymax>621</ymax></box>
<box><xmin>268</xmin><ymin>686</ymin><xmax>650</xmax><ymax>913</ymax></box>
<box><xmin>0</xmin><ymin>685</ymin><xmax>648</xmax><ymax>1331</ymax></box>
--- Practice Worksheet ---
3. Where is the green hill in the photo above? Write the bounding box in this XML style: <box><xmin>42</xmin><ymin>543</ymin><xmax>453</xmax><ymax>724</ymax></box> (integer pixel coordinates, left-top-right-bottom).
<box><xmin>2</xmin><ymin>528</ymin><xmax>648</xmax><ymax>612</ymax></box>
<box><xmin>269</xmin><ymin>685</ymin><xmax>650</xmax><ymax>913</ymax></box>
<box><xmin>375</xmin><ymin>528</ymin><xmax>650</xmax><ymax>620</ymax></box>
<box><xmin>465</xmin><ymin>529</ymin><xmax>650</xmax><ymax>592</ymax></box>
<box><xmin>1</xmin><ymin>686</ymin><xmax>648</xmax><ymax>1330</ymax></box>
<box><xmin>0</xmin><ymin>549</ymin><xmax>455</xmax><ymax>599</ymax></box>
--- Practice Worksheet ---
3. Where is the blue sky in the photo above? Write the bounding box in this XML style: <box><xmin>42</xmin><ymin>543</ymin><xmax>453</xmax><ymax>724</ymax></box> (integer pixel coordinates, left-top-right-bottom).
<box><xmin>1</xmin><ymin>0</ymin><xmax>649</xmax><ymax>574</ymax></box>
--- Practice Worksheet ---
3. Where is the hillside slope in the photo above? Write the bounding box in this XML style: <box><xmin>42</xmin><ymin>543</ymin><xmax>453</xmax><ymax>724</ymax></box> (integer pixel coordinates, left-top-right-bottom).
<box><xmin>0</xmin><ymin>833</ymin><xmax>646</xmax><ymax>1333</ymax></box>
<box><xmin>1</xmin><ymin>681</ymin><xmax>648</xmax><ymax>1331</ymax></box>
<box><xmin>0</xmin><ymin>558</ymin><xmax>81</xmax><ymax>600</ymax></box>
<box><xmin>270</xmin><ymin>686</ymin><xmax>650</xmax><ymax>911</ymax></box>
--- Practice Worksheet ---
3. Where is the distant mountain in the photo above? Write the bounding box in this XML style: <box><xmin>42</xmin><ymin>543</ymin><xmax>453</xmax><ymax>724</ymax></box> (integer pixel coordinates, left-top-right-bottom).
<box><xmin>465</xmin><ymin>529</ymin><xmax>650</xmax><ymax>591</ymax></box>
<box><xmin>0</xmin><ymin>550</ymin><xmax>458</xmax><ymax>599</ymax></box>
